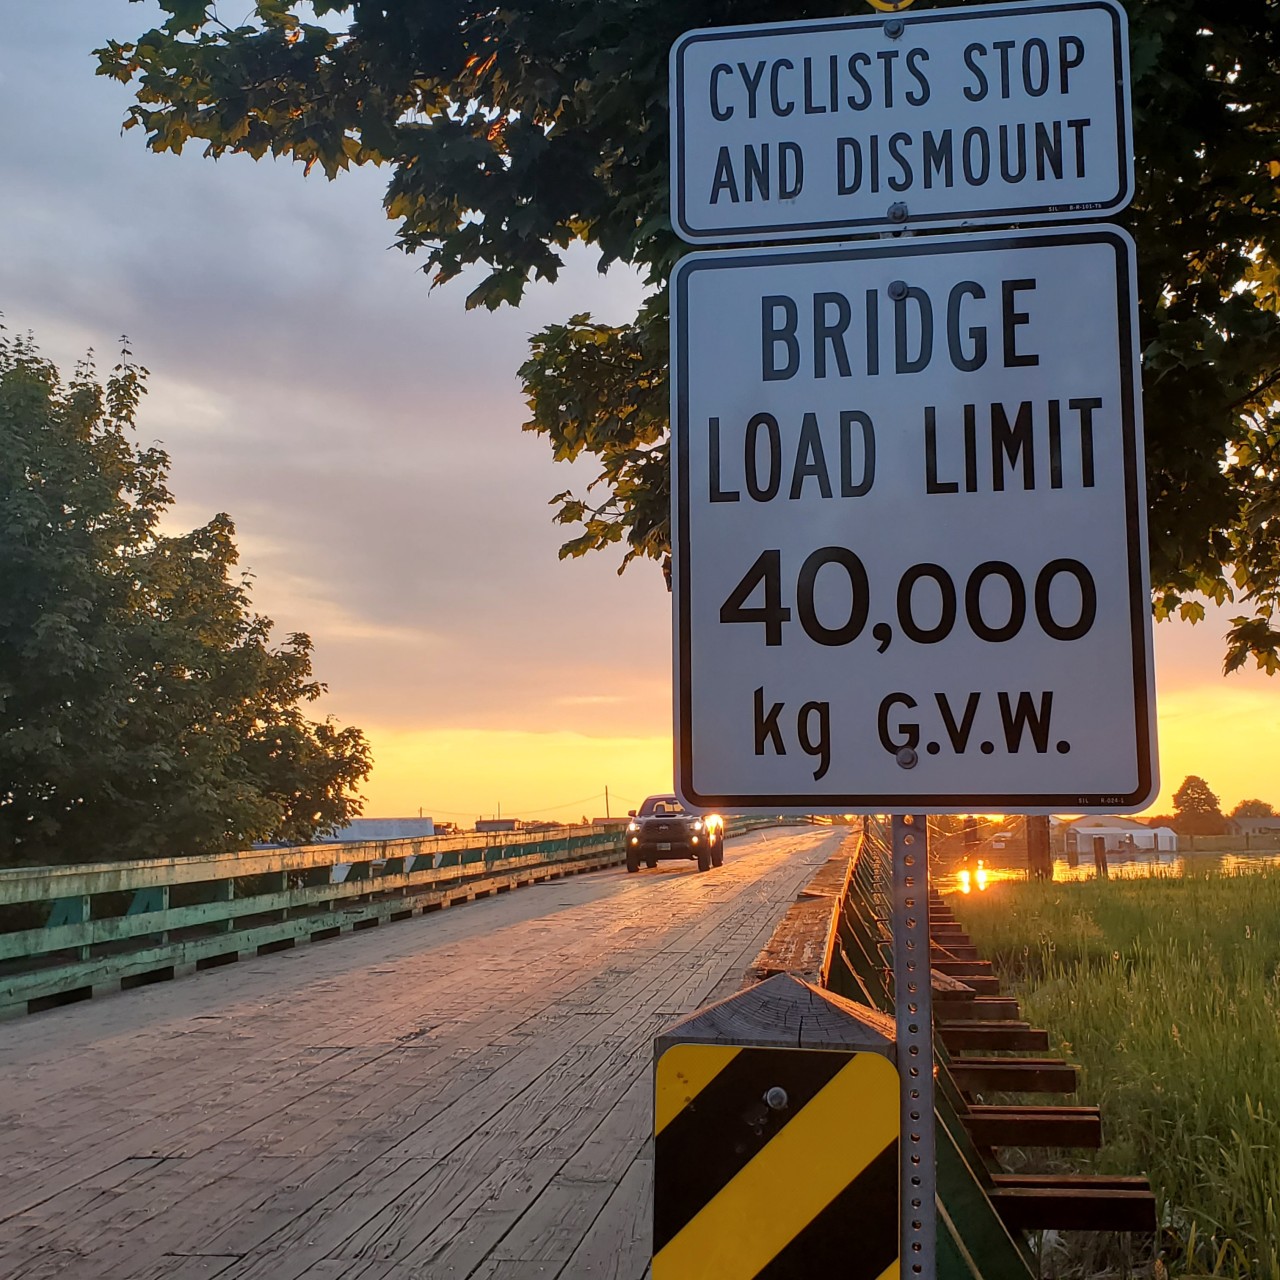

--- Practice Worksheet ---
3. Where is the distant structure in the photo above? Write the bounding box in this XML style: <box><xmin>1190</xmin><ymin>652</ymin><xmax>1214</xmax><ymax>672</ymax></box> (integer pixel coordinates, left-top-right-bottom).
<box><xmin>475</xmin><ymin>818</ymin><xmax>519</xmax><ymax>834</ymax></box>
<box><xmin>314</xmin><ymin>817</ymin><xmax>436</xmax><ymax>843</ymax></box>
<box><xmin>1225</xmin><ymin>815</ymin><xmax>1280</xmax><ymax>838</ymax></box>
<box><xmin>1063</xmin><ymin>815</ymin><xmax>1177</xmax><ymax>854</ymax></box>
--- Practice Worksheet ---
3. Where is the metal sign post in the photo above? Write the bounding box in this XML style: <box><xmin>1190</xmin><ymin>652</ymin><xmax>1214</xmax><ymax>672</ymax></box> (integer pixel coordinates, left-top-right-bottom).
<box><xmin>665</xmin><ymin>1</ymin><xmax>1151</xmax><ymax>1275</ymax></box>
<box><xmin>892</xmin><ymin>815</ymin><xmax>936</xmax><ymax>1279</ymax></box>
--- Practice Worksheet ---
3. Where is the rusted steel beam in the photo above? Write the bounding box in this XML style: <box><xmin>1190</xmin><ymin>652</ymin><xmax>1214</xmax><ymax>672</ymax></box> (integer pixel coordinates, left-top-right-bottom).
<box><xmin>948</xmin><ymin>1057</ymin><xmax>1078</xmax><ymax>1093</ymax></box>
<box><xmin>932</xmin><ymin>959</ymin><xmax>994</xmax><ymax>977</ymax></box>
<box><xmin>932</xmin><ymin>944</ymin><xmax>980</xmax><ymax>960</ymax></box>
<box><xmin>965</xmin><ymin>1105</ymin><xmax>1103</xmax><ymax>1149</ymax></box>
<box><xmin>941</xmin><ymin>996</ymin><xmax>1021</xmax><ymax>1021</ymax></box>
<box><xmin>938</xmin><ymin>1022</ymin><xmax>1050</xmax><ymax>1052</ymax></box>
<box><xmin>950</xmin><ymin>975</ymin><xmax>1001</xmax><ymax>994</ymax></box>
<box><xmin>988</xmin><ymin>1185</ymin><xmax>1156</xmax><ymax>1233</ymax></box>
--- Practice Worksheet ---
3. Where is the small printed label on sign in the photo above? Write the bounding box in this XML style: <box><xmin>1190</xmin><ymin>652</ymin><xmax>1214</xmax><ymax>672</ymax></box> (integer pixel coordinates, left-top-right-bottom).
<box><xmin>671</xmin><ymin>0</ymin><xmax>1132</xmax><ymax>241</ymax></box>
<box><xmin>671</xmin><ymin>226</ymin><xmax>1156</xmax><ymax>813</ymax></box>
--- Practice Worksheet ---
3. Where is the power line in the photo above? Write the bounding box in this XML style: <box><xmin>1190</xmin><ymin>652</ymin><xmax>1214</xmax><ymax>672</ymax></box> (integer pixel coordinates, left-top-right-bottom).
<box><xmin>518</xmin><ymin>792</ymin><xmax>609</xmax><ymax>816</ymax></box>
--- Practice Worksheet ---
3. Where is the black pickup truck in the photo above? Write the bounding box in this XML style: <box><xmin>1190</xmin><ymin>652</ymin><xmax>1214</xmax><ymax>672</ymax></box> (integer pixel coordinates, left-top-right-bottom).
<box><xmin>624</xmin><ymin>794</ymin><xmax>724</xmax><ymax>874</ymax></box>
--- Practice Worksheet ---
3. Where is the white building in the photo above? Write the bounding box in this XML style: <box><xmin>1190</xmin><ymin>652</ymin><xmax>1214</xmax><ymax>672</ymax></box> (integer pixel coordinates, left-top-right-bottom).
<box><xmin>1227</xmin><ymin>815</ymin><xmax>1280</xmax><ymax>838</ymax></box>
<box><xmin>315</xmin><ymin>817</ymin><xmax>436</xmax><ymax>842</ymax></box>
<box><xmin>1063</xmin><ymin>815</ymin><xmax>1177</xmax><ymax>853</ymax></box>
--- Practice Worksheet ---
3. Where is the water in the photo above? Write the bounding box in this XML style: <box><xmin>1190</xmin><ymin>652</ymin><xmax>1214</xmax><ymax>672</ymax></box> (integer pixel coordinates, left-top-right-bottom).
<box><xmin>945</xmin><ymin>847</ymin><xmax>1280</xmax><ymax>894</ymax></box>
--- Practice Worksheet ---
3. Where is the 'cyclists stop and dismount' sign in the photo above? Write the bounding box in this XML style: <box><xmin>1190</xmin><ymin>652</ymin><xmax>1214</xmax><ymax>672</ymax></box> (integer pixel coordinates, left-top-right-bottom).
<box><xmin>671</xmin><ymin>225</ymin><xmax>1156</xmax><ymax>814</ymax></box>
<box><xmin>670</xmin><ymin>0</ymin><xmax>1132</xmax><ymax>243</ymax></box>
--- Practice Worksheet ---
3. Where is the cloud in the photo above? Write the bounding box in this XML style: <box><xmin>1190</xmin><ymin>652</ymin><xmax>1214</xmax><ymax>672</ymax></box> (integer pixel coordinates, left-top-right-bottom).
<box><xmin>4</xmin><ymin>2</ymin><xmax>1277</xmax><ymax>818</ymax></box>
<box><xmin>0</xmin><ymin>1</ymin><xmax>665</xmax><ymax>755</ymax></box>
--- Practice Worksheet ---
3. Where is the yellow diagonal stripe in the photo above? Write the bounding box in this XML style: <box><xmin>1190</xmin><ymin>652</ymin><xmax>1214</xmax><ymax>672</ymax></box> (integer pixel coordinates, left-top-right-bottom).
<box><xmin>654</xmin><ymin>1052</ymin><xmax>899</xmax><ymax>1279</ymax></box>
<box><xmin>655</xmin><ymin>1044</ymin><xmax>741</xmax><ymax>1135</ymax></box>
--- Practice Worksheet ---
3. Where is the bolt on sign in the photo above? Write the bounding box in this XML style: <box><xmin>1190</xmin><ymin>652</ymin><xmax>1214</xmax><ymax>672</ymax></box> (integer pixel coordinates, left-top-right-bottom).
<box><xmin>670</xmin><ymin>0</ymin><xmax>1132</xmax><ymax>243</ymax></box>
<box><xmin>670</xmin><ymin>225</ymin><xmax>1157</xmax><ymax>814</ymax></box>
<box><xmin>653</xmin><ymin>1043</ymin><xmax>900</xmax><ymax>1279</ymax></box>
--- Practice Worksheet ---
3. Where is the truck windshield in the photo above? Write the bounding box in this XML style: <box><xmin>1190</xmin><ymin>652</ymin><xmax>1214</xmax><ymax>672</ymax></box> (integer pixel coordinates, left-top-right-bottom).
<box><xmin>640</xmin><ymin>797</ymin><xmax>685</xmax><ymax>817</ymax></box>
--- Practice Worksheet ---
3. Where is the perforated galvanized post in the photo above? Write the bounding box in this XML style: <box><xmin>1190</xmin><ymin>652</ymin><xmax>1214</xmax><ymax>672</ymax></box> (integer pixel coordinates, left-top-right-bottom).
<box><xmin>892</xmin><ymin>814</ymin><xmax>936</xmax><ymax>1280</ymax></box>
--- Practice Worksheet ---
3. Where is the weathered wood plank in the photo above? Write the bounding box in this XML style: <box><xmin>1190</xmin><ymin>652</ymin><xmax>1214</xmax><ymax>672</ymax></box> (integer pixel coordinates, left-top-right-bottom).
<box><xmin>938</xmin><ymin>1022</ymin><xmax>1051</xmax><ymax>1052</ymax></box>
<box><xmin>988</xmin><ymin>1187</ymin><xmax>1157</xmax><ymax>1233</ymax></box>
<box><xmin>795</xmin><ymin>847</ymin><xmax>855</xmax><ymax>900</ymax></box>
<box><xmin>948</xmin><ymin>1056</ymin><xmax>1079</xmax><ymax>1093</ymax></box>
<box><xmin>0</xmin><ymin>827</ymin><xmax>838</xmax><ymax>1280</ymax></box>
<box><xmin>746</xmin><ymin>896</ymin><xmax>839</xmax><ymax>985</ymax></box>
<box><xmin>658</xmin><ymin>972</ymin><xmax>894</xmax><ymax>1056</ymax></box>
<box><xmin>470</xmin><ymin>1261</ymin><xmax>562</xmax><ymax>1280</ymax></box>
<box><xmin>558</xmin><ymin>1155</ymin><xmax>654</xmax><ymax>1280</ymax></box>
<box><xmin>133</xmin><ymin>1257</ymin><xmax>243</xmax><ymax>1280</ymax></box>
<box><xmin>964</xmin><ymin>1105</ymin><xmax>1103</xmax><ymax>1149</ymax></box>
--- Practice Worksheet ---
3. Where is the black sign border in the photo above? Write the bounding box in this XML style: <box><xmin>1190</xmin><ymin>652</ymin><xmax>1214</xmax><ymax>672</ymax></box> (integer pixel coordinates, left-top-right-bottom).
<box><xmin>672</xmin><ymin>227</ymin><xmax>1154</xmax><ymax>812</ymax></box>
<box><xmin>672</xmin><ymin>0</ymin><xmax>1132</xmax><ymax>243</ymax></box>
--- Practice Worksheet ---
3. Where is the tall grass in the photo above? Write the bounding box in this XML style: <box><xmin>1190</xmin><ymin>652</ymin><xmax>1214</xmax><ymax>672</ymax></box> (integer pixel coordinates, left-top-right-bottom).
<box><xmin>953</xmin><ymin>867</ymin><xmax>1280</xmax><ymax>1280</ymax></box>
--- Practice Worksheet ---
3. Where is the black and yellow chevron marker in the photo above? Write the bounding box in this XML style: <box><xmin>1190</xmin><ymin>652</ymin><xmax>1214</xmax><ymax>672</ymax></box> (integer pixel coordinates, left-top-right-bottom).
<box><xmin>653</xmin><ymin>1044</ymin><xmax>899</xmax><ymax>1280</ymax></box>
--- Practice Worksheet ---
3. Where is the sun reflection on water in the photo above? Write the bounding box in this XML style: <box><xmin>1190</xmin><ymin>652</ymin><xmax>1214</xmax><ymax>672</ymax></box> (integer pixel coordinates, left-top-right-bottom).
<box><xmin>942</xmin><ymin>848</ymin><xmax>1280</xmax><ymax>893</ymax></box>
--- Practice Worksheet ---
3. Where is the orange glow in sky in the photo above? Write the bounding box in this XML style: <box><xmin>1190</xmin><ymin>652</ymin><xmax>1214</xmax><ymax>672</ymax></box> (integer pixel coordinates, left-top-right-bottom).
<box><xmin>355</xmin><ymin>607</ymin><xmax>1279</xmax><ymax>825</ymax></box>
<box><xmin>358</xmin><ymin>727</ymin><xmax>674</xmax><ymax>825</ymax></box>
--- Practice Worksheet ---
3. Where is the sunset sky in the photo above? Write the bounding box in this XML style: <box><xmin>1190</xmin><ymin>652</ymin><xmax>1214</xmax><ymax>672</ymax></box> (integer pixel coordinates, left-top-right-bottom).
<box><xmin>2</xmin><ymin>3</ymin><xmax>1277</xmax><ymax>824</ymax></box>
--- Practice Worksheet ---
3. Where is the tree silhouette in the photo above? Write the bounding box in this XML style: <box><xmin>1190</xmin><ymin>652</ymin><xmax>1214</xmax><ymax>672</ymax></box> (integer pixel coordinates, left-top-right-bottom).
<box><xmin>1229</xmin><ymin>797</ymin><xmax>1276</xmax><ymax>819</ymax></box>
<box><xmin>97</xmin><ymin>0</ymin><xmax>1280</xmax><ymax>673</ymax></box>
<box><xmin>1172</xmin><ymin>775</ymin><xmax>1226</xmax><ymax>835</ymax></box>
<box><xmin>0</xmin><ymin>329</ymin><xmax>371</xmax><ymax>865</ymax></box>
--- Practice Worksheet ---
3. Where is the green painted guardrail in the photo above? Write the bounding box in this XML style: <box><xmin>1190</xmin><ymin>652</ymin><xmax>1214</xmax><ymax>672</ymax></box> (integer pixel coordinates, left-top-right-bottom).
<box><xmin>0</xmin><ymin>826</ymin><xmax>629</xmax><ymax>1019</ymax></box>
<box><xmin>0</xmin><ymin>816</ymin><xmax>793</xmax><ymax>1019</ymax></box>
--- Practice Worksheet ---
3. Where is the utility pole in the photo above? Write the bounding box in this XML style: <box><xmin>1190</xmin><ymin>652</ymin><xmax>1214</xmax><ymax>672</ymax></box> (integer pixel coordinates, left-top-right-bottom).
<box><xmin>605</xmin><ymin>785</ymin><xmax>610</xmax><ymax>820</ymax></box>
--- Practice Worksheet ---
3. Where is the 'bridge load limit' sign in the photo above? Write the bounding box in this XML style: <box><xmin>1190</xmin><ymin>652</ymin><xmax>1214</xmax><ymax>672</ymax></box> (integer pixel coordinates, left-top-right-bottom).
<box><xmin>670</xmin><ymin>226</ymin><xmax>1157</xmax><ymax>815</ymax></box>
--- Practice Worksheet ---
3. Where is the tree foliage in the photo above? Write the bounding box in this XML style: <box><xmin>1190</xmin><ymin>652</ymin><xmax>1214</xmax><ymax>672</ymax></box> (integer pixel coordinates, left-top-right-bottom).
<box><xmin>1171</xmin><ymin>773</ymin><xmax>1226</xmax><ymax>833</ymax></box>
<box><xmin>97</xmin><ymin>0</ymin><xmax>1280</xmax><ymax>669</ymax></box>
<box><xmin>0</xmin><ymin>327</ymin><xmax>371</xmax><ymax>865</ymax></box>
<box><xmin>1229</xmin><ymin>796</ymin><xmax>1276</xmax><ymax>818</ymax></box>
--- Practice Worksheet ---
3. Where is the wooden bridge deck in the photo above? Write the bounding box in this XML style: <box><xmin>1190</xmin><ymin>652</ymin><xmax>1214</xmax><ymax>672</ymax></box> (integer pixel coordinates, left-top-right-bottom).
<box><xmin>0</xmin><ymin>826</ymin><xmax>843</xmax><ymax>1280</ymax></box>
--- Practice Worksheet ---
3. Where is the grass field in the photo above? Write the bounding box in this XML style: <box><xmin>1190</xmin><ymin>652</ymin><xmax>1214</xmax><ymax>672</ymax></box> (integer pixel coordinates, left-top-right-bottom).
<box><xmin>951</xmin><ymin>867</ymin><xmax>1280</xmax><ymax>1280</ymax></box>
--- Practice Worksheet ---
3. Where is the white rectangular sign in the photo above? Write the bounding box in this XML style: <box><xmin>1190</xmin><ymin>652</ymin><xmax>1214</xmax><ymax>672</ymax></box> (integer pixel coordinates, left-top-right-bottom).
<box><xmin>671</xmin><ymin>226</ymin><xmax>1156</xmax><ymax>814</ymax></box>
<box><xmin>671</xmin><ymin>0</ymin><xmax>1132</xmax><ymax>243</ymax></box>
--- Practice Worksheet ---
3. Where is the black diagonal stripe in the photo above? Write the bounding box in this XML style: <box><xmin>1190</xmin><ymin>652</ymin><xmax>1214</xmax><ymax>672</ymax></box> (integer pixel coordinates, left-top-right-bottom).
<box><xmin>752</xmin><ymin>1139</ymin><xmax>899</xmax><ymax>1280</ymax></box>
<box><xmin>654</xmin><ymin>1048</ymin><xmax>850</xmax><ymax>1253</ymax></box>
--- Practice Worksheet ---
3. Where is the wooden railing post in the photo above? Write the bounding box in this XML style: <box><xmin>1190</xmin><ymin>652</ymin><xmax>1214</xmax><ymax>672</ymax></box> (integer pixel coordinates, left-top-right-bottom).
<box><xmin>653</xmin><ymin>975</ymin><xmax>899</xmax><ymax>1279</ymax></box>
<box><xmin>1092</xmin><ymin>836</ymin><xmax>1109</xmax><ymax>878</ymax></box>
